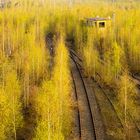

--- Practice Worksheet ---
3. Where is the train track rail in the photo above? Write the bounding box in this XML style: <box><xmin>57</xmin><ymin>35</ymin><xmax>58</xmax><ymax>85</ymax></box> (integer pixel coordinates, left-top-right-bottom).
<box><xmin>132</xmin><ymin>74</ymin><xmax>140</xmax><ymax>89</ymax></box>
<box><xmin>134</xmin><ymin>75</ymin><xmax>140</xmax><ymax>81</ymax></box>
<box><xmin>70</xmin><ymin>51</ymin><xmax>105</xmax><ymax>140</ymax></box>
<box><xmin>71</xmin><ymin>53</ymin><xmax>96</xmax><ymax>140</ymax></box>
<box><xmin>70</xmin><ymin>49</ymin><xmax>140</xmax><ymax>137</ymax></box>
<box><xmin>71</xmin><ymin>70</ymin><xmax>81</xmax><ymax>139</ymax></box>
<box><xmin>92</xmin><ymin>77</ymin><xmax>124</xmax><ymax>128</ymax></box>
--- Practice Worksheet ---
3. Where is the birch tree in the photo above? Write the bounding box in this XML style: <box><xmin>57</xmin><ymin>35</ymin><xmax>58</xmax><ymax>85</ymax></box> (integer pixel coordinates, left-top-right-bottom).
<box><xmin>83</xmin><ymin>30</ymin><xmax>99</xmax><ymax>78</ymax></box>
<box><xmin>0</xmin><ymin>88</ymin><xmax>11</xmax><ymax>140</ymax></box>
<box><xmin>34</xmin><ymin>37</ymin><xmax>72</xmax><ymax>140</ymax></box>
<box><xmin>118</xmin><ymin>72</ymin><xmax>139</xmax><ymax>139</ymax></box>
<box><xmin>5</xmin><ymin>70</ymin><xmax>23</xmax><ymax>140</ymax></box>
<box><xmin>53</xmin><ymin>37</ymin><xmax>72</xmax><ymax>138</ymax></box>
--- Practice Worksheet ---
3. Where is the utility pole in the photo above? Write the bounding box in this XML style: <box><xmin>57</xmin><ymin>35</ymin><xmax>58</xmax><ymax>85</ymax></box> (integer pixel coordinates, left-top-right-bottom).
<box><xmin>53</xmin><ymin>0</ymin><xmax>55</xmax><ymax>10</ymax></box>
<box><xmin>112</xmin><ymin>0</ymin><xmax>115</xmax><ymax>19</ymax></box>
<box><xmin>49</xmin><ymin>0</ymin><xmax>55</xmax><ymax>10</ymax></box>
<box><xmin>112</xmin><ymin>0</ymin><xmax>116</xmax><ymax>40</ymax></box>
<box><xmin>69</xmin><ymin>0</ymin><xmax>74</xmax><ymax>8</ymax></box>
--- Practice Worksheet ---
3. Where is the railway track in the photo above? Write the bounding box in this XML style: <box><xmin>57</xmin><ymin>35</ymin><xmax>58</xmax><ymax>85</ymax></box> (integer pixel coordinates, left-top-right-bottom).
<box><xmin>70</xmin><ymin>49</ymin><xmax>140</xmax><ymax>138</ymax></box>
<box><xmin>132</xmin><ymin>74</ymin><xmax>140</xmax><ymax>89</ymax></box>
<box><xmin>71</xmin><ymin>71</ymin><xmax>81</xmax><ymax>139</ymax></box>
<box><xmin>92</xmin><ymin>77</ymin><xmax>124</xmax><ymax>128</ymax></box>
<box><xmin>70</xmin><ymin>51</ymin><xmax>105</xmax><ymax>140</ymax></box>
<box><xmin>132</xmin><ymin>75</ymin><xmax>140</xmax><ymax>81</ymax></box>
<box><xmin>93</xmin><ymin>77</ymin><xmax>140</xmax><ymax>134</ymax></box>
<box><xmin>93</xmin><ymin>71</ymin><xmax>140</xmax><ymax>136</ymax></box>
<box><xmin>71</xmin><ymin>54</ymin><xmax>96</xmax><ymax>140</ymax></box>
<box><xmin>70</xmin><ymin>50</ymin><xmax>123</xmax><ymax>127</ymax></box>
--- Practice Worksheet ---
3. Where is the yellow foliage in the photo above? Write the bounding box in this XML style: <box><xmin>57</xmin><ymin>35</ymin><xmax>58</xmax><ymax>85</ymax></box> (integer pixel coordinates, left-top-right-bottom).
<box><xmin>0</xmin><ymin>70</ymin><xmax>23</xmax><ymax>139</ymax></box>
<box><xmin>0</xmin><ymin>88</ymin><xmax>10</xmax><ymax>140</ymax></box>
<box><xmin>0</xmin><ymin>1</ymin><xmax>140</xmax><ymax>139</ymax></box>
<box><xmin>34</xmin><ymin>37</ymin><xmax>72</xmax><ymax>140</ymax></box>
<box><xmin>83</xmin><ymin>29</ymin><xmax>99</xmax><ymax>77</ymax></box>
<box><xmin>53</xmin><ymin>37</ymin><xmax>72</xmax><ymax>138</ymax></box>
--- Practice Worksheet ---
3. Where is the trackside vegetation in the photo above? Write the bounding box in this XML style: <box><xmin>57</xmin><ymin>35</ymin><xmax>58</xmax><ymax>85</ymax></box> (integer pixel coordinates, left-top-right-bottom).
<box><xmin>33</xmin><ymin>37</ymin><xmax>72</xmax><ymax>140</ymax></box>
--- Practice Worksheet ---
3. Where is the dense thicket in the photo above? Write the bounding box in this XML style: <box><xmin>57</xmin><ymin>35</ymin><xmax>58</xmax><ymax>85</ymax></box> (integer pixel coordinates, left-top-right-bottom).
<box><xmin>34</xmin><ymin>37</ymin><xmax>72</xmax><ymax>140</ymax></box>
<box><xmin>0</xmin><ymin>0</ymin><xmax>140</xmax><ymax>139</ymax></box>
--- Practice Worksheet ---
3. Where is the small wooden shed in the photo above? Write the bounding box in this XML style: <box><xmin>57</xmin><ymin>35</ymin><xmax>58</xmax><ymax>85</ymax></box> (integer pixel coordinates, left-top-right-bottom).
<box><xmin>84</xmin><ymin>17</ymin><xmax>111</xmax><ymax>29</ymax></box>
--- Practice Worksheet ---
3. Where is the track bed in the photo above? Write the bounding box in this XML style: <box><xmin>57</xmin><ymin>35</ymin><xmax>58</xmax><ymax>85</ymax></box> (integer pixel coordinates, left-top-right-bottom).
<box><xmin>71</xmin><ymin>52</ymin><xmax>105</xmax><ymax>140</ymax></box>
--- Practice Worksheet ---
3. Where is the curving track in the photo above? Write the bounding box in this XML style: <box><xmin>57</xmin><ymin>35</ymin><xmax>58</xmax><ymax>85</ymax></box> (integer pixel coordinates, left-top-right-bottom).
<box><xmin>132</xmin><ymin>74</ymin><xmax>140</xmax><ymax>89</ymax></box>
<box><xmin>70</xmin><ymin>49</ymin><xmax>140</xmax><ymax>139</ymax></box>
<box><xmin>70</xmin><ymin>51</ymin><xmax>105</xmax><ymax>140</ymax></box>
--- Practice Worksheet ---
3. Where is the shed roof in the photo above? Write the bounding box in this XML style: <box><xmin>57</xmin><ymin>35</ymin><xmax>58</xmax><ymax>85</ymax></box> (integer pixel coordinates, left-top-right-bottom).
<box><xmin>86</xmin><ymin>17</ymin><xmax>110</xmax><ymax>21</ymax></box>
